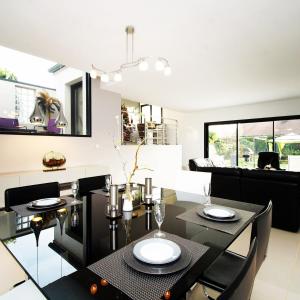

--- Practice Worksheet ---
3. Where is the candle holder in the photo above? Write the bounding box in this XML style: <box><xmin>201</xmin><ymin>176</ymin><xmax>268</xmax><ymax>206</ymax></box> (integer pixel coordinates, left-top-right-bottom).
<box><xmin>143</xmin><ymin>178</ymin><xmax>154</xmax><ymax>206</ymax></box>
<box><xmin>106</xmin><ymin>185</ymin><xmax>122</xmax><ymax>219</ymax></box>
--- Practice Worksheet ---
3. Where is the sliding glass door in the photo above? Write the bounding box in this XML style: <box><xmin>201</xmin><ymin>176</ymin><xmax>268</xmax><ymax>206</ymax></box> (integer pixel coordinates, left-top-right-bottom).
<box><xmin>238</xmin><ymin>122</ymin><xmax>273</xmax><ymax>168</ymax></box>
<box><xmin>205</xmin><ymin>115</ymin><xmax>300</xmax><ymax>169</ymax></box>
<box><xmin>274</xmin><ymin>119</ymin><xmax>300</xmax><ymax>169</ymax></box>
<box><xmin>208</xmin><ymin>124</ymin><xmax>237</xmax><ymax>167</ymax></box>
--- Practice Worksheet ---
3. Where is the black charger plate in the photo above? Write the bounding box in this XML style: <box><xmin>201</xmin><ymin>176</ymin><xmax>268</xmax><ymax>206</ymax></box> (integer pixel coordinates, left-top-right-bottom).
<box><xmin>27</xmin><ymin>199</ymin><xmax>66</xmax><ymax>210</ymax></box>
<box><xmin>122</xmin><ymin>242</ymin><xmax>192</xmax><ymax>275</ymax></box>
<box><xmin>197</xmin><ymin>206</ymin><xmax>241</xmax><ymax>222</ymax></box>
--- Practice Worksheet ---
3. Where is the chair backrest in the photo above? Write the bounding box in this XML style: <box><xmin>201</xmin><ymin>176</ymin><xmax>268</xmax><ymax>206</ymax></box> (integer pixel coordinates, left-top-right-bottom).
<box><xmin>174</xmin><ymin>170</ymin><xmax>211</xmax><ymax>195</ymax></box>
<box><xmin>218</xmin><ymin>238</ymin><xmax>257</xmax><ymax>300</ymax></box>
<box><xmin>5</xmin><ymin>182</ymin><xmax>60</xmax><ymax>211</ymax></box>
<box><xmin>258</xmin><ymin>152</ymin><xmax>280</xmax><ymax>169</ymax></box>
<box><xmin>78</xmin><ymin>175</ymin><xmax>108</xmax><ymax>196</ymax></box>
<box><xmin>251</xmin><ymin>200</ymin><xmax>272</xmax><ymax>273</ymax></box>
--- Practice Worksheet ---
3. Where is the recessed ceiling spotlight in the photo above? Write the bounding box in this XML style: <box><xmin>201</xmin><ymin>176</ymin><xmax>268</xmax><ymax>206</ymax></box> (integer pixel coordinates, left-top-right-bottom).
<box><xmin>113</xmin><ymin>72</ymin><xmax>122</xmax><ymax>82</ymax></box>
<box><xmin>164</xmin><ymin>65</ymin><xmax>172</xmax><ymax>76</ymax></box>
<box><xmin>139</xmin><ymin>59</ymin><xmax>149</xmax><ymax>71</ymax></box>
<box><xmin>90</xmin><ymin>68</ymin><xmax>98</xmax><ymax>79</ymax></box>
<box><xmin>101</xmin><ymin>73</ymin><xmax>110</xmax><ymax>82</ymax></box>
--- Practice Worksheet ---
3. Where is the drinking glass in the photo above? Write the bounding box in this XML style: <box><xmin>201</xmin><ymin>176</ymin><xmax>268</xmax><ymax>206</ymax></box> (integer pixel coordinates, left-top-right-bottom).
<box><xmin>203</xmin><ymin>182</ymin><xmax>211</xmax><ymax>206</ymax></box>
<box><xmin>71</xmin><ymin>206</ymin><xmax>80</xmax><ymax>228</ymax></box>
<box><xmin>105</xmin><ymin>175</ymin><xmax>112</xmax><ymax>192</ymax></box>
<box><xmin>71</xmin><ymin>181</ymin><xmax>78</xmax><ymax>202</ymax></box>
<box><xmin>154</xmin><ymin>200</ymin><xmax>166</xmax><ymax>238</ymax></box>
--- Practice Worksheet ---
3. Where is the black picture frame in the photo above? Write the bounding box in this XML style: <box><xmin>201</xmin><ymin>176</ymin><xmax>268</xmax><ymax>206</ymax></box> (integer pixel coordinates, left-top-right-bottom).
<box><xmin>0</xmin><ymin>73</ymin><xmax>92</xmax><ymax>138</ymax></box>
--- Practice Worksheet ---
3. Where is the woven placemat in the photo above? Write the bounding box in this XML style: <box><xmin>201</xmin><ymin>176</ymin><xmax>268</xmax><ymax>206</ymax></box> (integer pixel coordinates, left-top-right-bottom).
<box><xmin>88</xmin><ymin>230</ymin><xmax>209</xmax><ymax>300</ymax></box>
<box><xmin>10</xmin><ymin>196</ymin><xmax>79</xmax><ymax>217</ymax></box>
<box><xmin>176</xmin><ymin>205</ymin><xmax>255</xmax><ymax>235</ymax></box>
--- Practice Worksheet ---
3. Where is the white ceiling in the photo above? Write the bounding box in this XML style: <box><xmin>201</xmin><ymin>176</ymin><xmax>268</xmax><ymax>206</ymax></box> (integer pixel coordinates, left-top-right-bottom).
<box><xmin>0</xmin><ymin>0</ymin><xmax>300</xmax><ymax>112</ymax></box>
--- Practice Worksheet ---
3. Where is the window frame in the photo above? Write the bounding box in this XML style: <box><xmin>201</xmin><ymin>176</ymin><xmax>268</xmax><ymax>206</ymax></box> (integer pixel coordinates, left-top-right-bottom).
<box><xmin>204</xmin><ymin>115</ymin><xmax>300</xmax><ymax>167</ymax></box>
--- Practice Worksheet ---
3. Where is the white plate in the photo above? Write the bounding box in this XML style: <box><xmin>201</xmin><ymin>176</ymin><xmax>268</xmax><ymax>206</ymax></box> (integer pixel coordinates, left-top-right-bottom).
<box><xmin>32</xmin><ymin>198</ymin><xmax>61</xmax><ymax>207</ymax></box>
<box><xmin>133</xmin><ymin>238</ymin><xmax>181</xmax><ymax>265</ymax></box>
<box><xmin>203</xmin><ymin>206</ymin><xmax>235</xmax><ymax>219</ymax></box>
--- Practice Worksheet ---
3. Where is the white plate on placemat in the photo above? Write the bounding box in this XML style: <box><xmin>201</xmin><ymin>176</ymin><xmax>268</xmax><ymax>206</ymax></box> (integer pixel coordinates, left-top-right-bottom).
<box><xmin>133</xmin><ymin>238</ymin><xmax>181</xmax><ymax>265</ymax></box>
<box><xmin>197</xmin><ymin>206</ymin><xmax>241</xmax><ymax>223</ymax></box>
<box><xmin>203</xmin><ymin>206</ymin><xmax>235</xmax><ymax>219</ymax></box>
<box><xmin>32</xmin><ymin>198</ymin><xmax>61</xmax><ymax>207</ymax></box>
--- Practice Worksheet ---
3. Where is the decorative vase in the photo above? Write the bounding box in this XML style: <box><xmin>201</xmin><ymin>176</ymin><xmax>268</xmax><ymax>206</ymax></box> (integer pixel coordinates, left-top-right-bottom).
<box><xmin>122</xmin><ymin>211</ymin><xmax>132</xmax><ymax>244</ymax></box>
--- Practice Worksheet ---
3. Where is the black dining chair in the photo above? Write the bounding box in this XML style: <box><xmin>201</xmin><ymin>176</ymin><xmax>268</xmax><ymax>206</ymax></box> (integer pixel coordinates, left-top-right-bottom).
<box><xmin>215</xmin><ymin>238</ymin><xmax>257</xmax><ymax>300</ymax></box>
<box><xmin>257</xmin><ymin>152</ymin><xmax>280</xmax><ymax>170</ymax></box>
<box><xmin>5</xmin><ymin>182</ymin><xmax>60</xmax><ymax>211</ymax></box>
<box><xmin>78</xmin><ymin>175</ymin><xmax>109</xmax><ymax>196</ymax></box>
<box><xmin>199</xmin><ymin>201</ymin><xmax>272</xmax><ymax>293</ymax></box>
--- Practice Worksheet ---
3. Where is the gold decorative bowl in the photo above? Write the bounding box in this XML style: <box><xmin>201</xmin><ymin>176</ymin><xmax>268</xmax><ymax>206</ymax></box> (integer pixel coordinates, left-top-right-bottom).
<box><xmin>43</xmin><ymin>151</ymin><xmax>66</xmax><ymax>171</ymax></box>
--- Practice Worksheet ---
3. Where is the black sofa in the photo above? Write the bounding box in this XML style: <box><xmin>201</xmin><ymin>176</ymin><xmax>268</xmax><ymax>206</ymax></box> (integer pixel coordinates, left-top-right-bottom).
<box><xmin>189</xmin><ymin>159</ymin><xmax>300</xmax><ymax>232</ymax></box>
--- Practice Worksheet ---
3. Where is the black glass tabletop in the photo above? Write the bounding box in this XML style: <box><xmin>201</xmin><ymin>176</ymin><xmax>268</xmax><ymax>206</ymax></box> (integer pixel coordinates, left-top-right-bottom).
<box><xmin>0</xmin><ymin>186</ymin><xmax>263</xmax><ymax>300</ymax></box>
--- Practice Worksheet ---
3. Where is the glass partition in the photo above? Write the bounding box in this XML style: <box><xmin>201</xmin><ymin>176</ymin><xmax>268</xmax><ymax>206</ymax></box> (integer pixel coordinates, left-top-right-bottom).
<box><xmin>0</xmin><ymin>45</ymin><xmax>91</xmax><ymax>136</ymax></box>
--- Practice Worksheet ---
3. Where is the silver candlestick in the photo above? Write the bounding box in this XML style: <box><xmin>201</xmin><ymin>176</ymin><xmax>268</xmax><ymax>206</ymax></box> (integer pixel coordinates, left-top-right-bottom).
<box><xmin>107</xmin><ymin>185</ymin><xmax>120</xmax><ymax>218</ymax></box>
<box><xmin>144</xmin><ymin>178</ymin><xmax>152</xmax><ymax>204</ymax></box>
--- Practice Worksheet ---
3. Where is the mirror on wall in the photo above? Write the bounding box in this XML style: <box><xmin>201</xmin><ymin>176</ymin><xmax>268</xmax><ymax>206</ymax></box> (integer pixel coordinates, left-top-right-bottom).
<box><xmin>0</xmin><ymin>46</ymin><xmax>91</xmax><ymax>136</ymax></box>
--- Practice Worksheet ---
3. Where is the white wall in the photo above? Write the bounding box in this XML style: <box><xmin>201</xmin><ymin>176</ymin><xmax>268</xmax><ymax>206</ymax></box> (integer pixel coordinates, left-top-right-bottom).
<box><xmin>181</xmin><ymin>97</ymin><xmax>300</xmax><ymax>167</ymax></box>
<box><xmin>110</xmin><ymin>145</ymin><xmax>182</xmax><ymax>187</ymax></box>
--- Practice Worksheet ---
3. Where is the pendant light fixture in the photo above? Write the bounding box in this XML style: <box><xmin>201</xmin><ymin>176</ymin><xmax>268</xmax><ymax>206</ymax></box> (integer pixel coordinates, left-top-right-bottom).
<box><xmin>30</xmin><ymin>101</ymin><xmax>44</xmax><ymax>125</ymax></box>
<box><xmin>56</xmin><ymin>106</ymin><xmax>68</xmax><ymax>128</ymax></box>
<box><xmin>90</xmin><ymin>26</ymin><xmax>171</xmax><ymax>83</ymax></box>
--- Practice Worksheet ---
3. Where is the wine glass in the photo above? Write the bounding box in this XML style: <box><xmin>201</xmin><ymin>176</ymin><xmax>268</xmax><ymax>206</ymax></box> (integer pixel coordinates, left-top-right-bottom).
<box><xmin>203</xmin><ymin>182</ymin><xmax>211</xmax><ymax>206</ymax></box>
<box><xmin>71</xmin><ymin>181</ymin><xmax>79</xmax><ymax>203</ymax></box>
<box><xmin>71</xmin><ymin>206</ymin><xmax>80</xmax><ymax>228</ymax></box>
<box><xmin>105</xmin><ymin>175</ymin><xmax>112</xmax><ymax>192</ymax></box>
<box><xmin>154</xmin><ymin>200</ymin><xmax>166</xmax><ymax>238</ymax></box>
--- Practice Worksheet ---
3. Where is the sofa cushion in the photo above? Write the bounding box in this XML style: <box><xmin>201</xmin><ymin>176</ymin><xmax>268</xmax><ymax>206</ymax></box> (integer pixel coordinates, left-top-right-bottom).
<box><xmin>194</xmin><ymin>158</ymin><xmax>214</xmax><ymax>167</ymax></box>
<box><xmin>197</xmin><ymin>166</ymin><xmax>241</xmax><ymax>177</ymax></box>
<box><xmin>242</xmin><ymin>169</ymin><xmax>300</xmax><ymax>183</ymax></box>
<box><xmin>211</xmin><ymin>174</ymin><xmax>241</xmax><ymax>201</ymax></box>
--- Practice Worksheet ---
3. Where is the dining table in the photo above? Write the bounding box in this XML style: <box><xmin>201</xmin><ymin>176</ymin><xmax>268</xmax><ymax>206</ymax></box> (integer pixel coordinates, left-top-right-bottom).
<box><xmin>0</xmin><ymin>185</ymin><xmax>264</xmax><ymax>300</ymax></box>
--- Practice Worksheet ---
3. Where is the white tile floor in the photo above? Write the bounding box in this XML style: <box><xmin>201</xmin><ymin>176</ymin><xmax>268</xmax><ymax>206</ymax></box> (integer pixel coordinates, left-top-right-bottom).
<box><xmin>189</xmin><ymin>226</ymin><xmax>300</xmax><ymax>300</ymax></box>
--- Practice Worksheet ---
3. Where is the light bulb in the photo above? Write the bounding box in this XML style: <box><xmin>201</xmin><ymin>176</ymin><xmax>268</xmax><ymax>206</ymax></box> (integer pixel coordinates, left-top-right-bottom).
<box><xmin>113</xmin><ymin>72</ymin><xmax>122</xmax><ymax>82</ymax></box>
<box><xmin>139</xmin><ymin>60</ymin><xmax>149</xmax><ymax>71</ymax></box>
<box><xmin>164</xmin><ymin>66</ymin><xmax>172</xmax><ymax>76</ymax></box>
<box><xmin>90</xmin><ymin>69</ymin><xmax>98</xmax><ymax>79</ymax></box>
<box><xmin>155</xmin><ymin>59</ymin><xmax>165</xmax><ymax>71</ymax></box>
<box><xmin>101</xmin><ymin>73</ymin><xmax>110</xmax><ymax>83</ymax></box>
